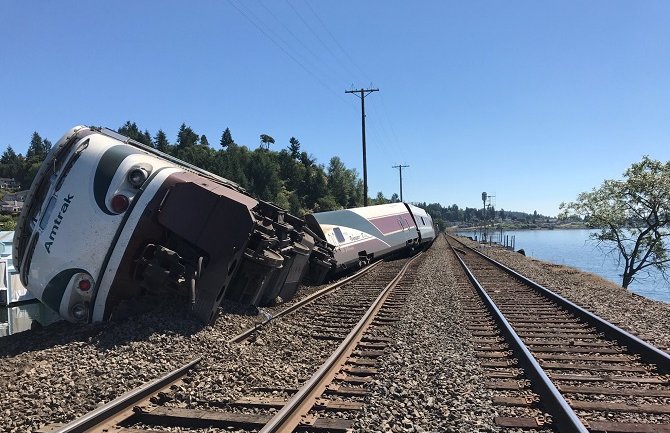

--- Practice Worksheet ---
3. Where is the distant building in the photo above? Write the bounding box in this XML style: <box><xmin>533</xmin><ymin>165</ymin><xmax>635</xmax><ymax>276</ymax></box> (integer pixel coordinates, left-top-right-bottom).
<box><xmin>3</xmin><ymin>190</ymin><xmax>28</xmax><ymax>203</ymax></box>
<box><xmin>0</xmin><ymin>178</ymin><xmax>20</xmax><ymax>190</ymax></box>
<box><xmin>1</xmin><ymin>201</ymin><xmax>23</xmax><ymax>214</ymax></box>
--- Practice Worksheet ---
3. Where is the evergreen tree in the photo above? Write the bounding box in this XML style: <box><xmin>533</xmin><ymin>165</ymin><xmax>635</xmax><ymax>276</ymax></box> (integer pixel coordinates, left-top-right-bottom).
<box><xmin>220</xmin><ymin>127</ymin><xmax>235</xmax><ymax>148</ymax></box>
<box><xmin>176</xmin><ymin>123</ymin><xmax>199</xmax><ymax>149</ymax></box>
<box><xmin>1</xmin><ymin>146</ymin><xmax>18</xmax><ymax>165</ymax></box>
<box><xmin>288</xmin><ymin>137</ymin><xmax>301</xmax><ymax>159</ymax></box>
<box><xmin>43</xmin><ymin>139</ymin><xmax>52</xmax><ymax>154</ymax></box>
<box><xmin>375</xmin><ymin>192</ymin><xmax>388</xmax><ymax>205</ymax></box>
<box><xmin>299</xmin><ymin>152</ymin><xmax>315</xmax><ymax>167</ymax></box>
<box><xmin>142</xmin><ymin>130</ymin><xmax>153</xmax><ymax>147</ymax></box>
<box><xmin>200</xmin><ymin>134</ymin><xmax>209</xmax><ymax>147</ymax></box>
<box><xmin>154</xmin><ymin>130</ymin><xmax>170</xmax><ymax>153</ymax></box>
<box><xmin>327</xmin><ymin>156</ymin><xmax>353</xmax><ymax>208</ymax></box>
<box><xmin>246</xmin><ymin>149</ymin><xmax>280</xmax><ymax>200</ymax></box>
<box><xmin>26</xmin><ymin>132</ymin><xmax>49</xmax><ymax>165</ymax></box>
<box><xmin>118</xmin><ymin>121</ymin><xmax>143</xmax><ymax>142</ymax></box>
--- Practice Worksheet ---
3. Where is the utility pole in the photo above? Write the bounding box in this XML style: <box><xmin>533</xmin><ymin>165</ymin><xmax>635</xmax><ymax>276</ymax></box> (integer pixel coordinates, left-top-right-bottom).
<box><xmin>392</xmin><ymin>164</ymin><xmax>409</xmax><ymax>202</ymax></box>
<box><xmin>345</xmin><ymin>87</ymin><xmax>379</xmax><ymax>206</ymax></box>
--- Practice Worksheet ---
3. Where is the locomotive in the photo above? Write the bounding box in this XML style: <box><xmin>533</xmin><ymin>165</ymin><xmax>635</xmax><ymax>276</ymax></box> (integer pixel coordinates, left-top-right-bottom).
<box><xmin>13</xmin><ymin>126</ymin><xmax>436</xmax><ymax>325</ymax></box>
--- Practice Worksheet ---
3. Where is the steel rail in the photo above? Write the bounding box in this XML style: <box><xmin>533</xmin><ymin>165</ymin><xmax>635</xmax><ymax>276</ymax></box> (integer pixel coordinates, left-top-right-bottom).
<box><xmin>449</xmin><ymin>242</ymin><xmax>589</xmax><ymax>433</ymax></box>
<box><xmin>258</xmin><ymin>252</ymin><xmax>422</xmax><ymax>433</ymax></box>
<box><xmin>51</xmin><ymin>357</ymin><xmax>201</xmax><ymax>433</ymax></box>
<box><xmin>227</xmin><ymin>260</ymin><xmax>384</xmax><ymax>343</ymax></box>
<box><xmin>47</xmin><ymin>262</ymin><xmax>384</xmax><ymax>432</ymax></box>
<box><xmin>450</xmin><ymin>234</ymin><xmax>670</xmax><ymax>373</ymax></box>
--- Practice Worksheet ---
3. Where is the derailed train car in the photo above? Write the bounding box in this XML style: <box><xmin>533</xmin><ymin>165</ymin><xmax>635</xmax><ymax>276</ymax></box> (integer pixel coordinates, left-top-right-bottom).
<box><xmin>13</xmin><ymin>126</ymin><xmax>334</xmax><ymax>324</ymax></box>
<box><xmin>305</xmin><ymin>202</ymin><xmax>436</xmax><ymax>275</ymax></box>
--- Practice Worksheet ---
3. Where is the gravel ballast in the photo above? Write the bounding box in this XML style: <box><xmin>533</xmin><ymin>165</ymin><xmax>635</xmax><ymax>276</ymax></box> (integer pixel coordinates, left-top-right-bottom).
<box><xmin>353</xmin><ymin>236</ymin><xmax>499</xmax><ymax>432</ymax></box>
<box><xmin>3</xmin><ymin>233</ymin><xmax>670</xmax><ymax>432</ymax></box>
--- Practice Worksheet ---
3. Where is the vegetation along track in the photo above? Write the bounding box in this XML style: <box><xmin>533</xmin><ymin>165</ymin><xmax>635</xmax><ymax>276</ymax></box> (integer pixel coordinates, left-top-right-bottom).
<box><xmin>447</xmin><ymin>234</ymin><xmax>670</xmax><ymax>433</ymax></box>
<box><xmin>43</xmin><ymin>253</ymin><xmax>423</xmax><ymax>433</ymax></box>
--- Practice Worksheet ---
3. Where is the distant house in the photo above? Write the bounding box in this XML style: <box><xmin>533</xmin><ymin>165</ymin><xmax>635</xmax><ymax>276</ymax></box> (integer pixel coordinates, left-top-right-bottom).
<box><xmin>0</xmin><ymin>190</ymin><xmax>27</xmax><ymax>215</ymax></box>
<box><xmin>0</xmin><ymin>178</ymin><xmax>20</xmax><ymax>190</ymax></box>
<box><xmin>3</xmin><ymin>190</ymin><xmax>28</xmax><ymax>203</ymax></box>
<box><xmin>1</xmin><ymin>201</ymin><xmax>23</xmax><ymax>214</ymax></box>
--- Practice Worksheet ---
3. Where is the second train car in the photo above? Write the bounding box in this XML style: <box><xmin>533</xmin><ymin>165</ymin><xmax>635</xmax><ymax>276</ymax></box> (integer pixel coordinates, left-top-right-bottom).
<box><xmin>305</xmin><ymin>202</ymin><xmax>435</xmax><ymax>274</ymax></box>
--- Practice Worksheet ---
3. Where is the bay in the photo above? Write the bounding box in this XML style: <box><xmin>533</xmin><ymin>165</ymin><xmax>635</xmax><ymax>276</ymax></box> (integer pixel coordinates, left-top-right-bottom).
<box><xmin>457</xmin><ymin>228</ymin><xmax>670</xmax><ymax>303</ymax></box>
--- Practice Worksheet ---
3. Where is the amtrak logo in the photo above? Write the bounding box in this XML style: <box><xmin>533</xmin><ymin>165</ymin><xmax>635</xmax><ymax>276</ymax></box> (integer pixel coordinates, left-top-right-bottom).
<box><xmin>44</xmin><ymin>194</ymin><xmax>74</xmax><ymax>254</ymax></box>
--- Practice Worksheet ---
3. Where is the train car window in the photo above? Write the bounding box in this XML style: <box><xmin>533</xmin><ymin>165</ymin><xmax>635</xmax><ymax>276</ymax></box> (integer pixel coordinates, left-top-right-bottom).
<box><xmin>39</xmin><ymin>197</ymin><xmax>57</xmax><ymax>230</ymax></box>
<box><xmin>333</xmin><ymin>227</ymin><xmax>346</xmax><ymax>243</ymax></box>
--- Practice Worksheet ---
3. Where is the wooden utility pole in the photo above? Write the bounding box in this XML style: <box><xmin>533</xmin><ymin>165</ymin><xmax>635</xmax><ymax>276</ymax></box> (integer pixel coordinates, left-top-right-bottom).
<box><xmin>345</xmin><ymin>88</ymin><xmax>379</xmax><ymax>206</ymax></box>
<box><xmin>392</xmin><ymin>164</ymin><xmax>409</xmax><ymax>202</ymax></box>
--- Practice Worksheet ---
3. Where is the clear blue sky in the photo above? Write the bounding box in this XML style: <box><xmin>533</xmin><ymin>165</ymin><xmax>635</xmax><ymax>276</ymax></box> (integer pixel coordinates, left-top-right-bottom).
<box><xmin>1</xmin><ymin>1</ymin><xmax>669</xmax><ymax>216</ymax></box>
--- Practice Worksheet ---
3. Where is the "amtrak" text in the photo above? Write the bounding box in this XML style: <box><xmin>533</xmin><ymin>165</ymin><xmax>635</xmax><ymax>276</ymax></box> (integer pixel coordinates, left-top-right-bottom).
<box><xmin>44</xmin><ymin>194</ymin><xmax>74</xmax><ymax>254</ymax></box>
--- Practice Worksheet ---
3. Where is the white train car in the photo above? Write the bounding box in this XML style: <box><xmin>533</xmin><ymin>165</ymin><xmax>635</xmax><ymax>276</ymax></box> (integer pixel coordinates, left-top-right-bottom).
<box><xmin>306</xmin><ymin>202</ymin><xmax>427</xmax><ymax>273</ymax></box>
<box><xmin>13</xmin><ymin>126</ymin><xmax>332</xmax><ymax>324</ymax></box>
<box><xmin>405</xmin><ymin>203</ymin><xmax>436</xmax><ymax>247</ymax></box>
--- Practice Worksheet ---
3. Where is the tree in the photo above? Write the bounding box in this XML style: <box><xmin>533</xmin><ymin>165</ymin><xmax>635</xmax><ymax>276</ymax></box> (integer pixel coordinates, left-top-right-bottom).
<box><xmin>26</xmin><ymin>132</ymin><xmax>47</xmax><ymax>163</ymax></box>
<box><xmin>220</xmin><ymin>127</ymin><xmax>235</xmax><ymax>148</ymax></box>
<box><xmin>560</xmin><ymin>156</ymin><xmax>670</xmax><ymax>289</ymax></box>
<box><xmin>299</xmin><ymin>151</ymin><xmax>315</xmax><ymax>167</ymax></box>
<box><xmin>154</xmin><ymin>129</ymin><xmax>170</xmax><ymax>152</ymax></box>
<box><xmin>374</xmin><ymin>192</ymin><xmax>388</xmax><ymax>205</ymax></box>
<box><xmin>288</xmin><ymin>137</ymin><xmax>301</xmax><ymax>159</ymax></box>
<box><xmin>246</xmin><ymin>149</ymin><xmax>280</xmax><ymax>200</ymax></box>
<box><xmin>176</xmin><ymin>123</ymin><xmax>199</xmax><ymax>149</ymax></box>
<box><xmin>260</xmin><ymin>134</ymin><xmax>275</xmax><ymax>150</ymax></box>
<box><xmin>118</xmin><ymin>121</ymin><xmax>152</xmax><ymax>146</ymax></box>
<box><xmin>200</xmin><ymin>134</ymin><xmax>209</xmax><ymax>147</ymax></box>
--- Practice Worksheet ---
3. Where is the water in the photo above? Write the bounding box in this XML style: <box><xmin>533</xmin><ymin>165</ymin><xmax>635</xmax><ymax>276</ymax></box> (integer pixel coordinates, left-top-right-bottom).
<box><xmin>457</xmin><ymin>228</ymin><xmax>670</xmax><ymax>303</ymax></box>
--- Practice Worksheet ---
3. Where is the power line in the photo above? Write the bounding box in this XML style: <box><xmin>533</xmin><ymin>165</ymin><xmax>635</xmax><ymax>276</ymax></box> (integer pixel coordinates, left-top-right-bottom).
<box><xmin>257</xmin><ymin>0</ymin><xmax>345</xmax><ymax>87</ymax></box>
<box><xmin>303</xmin><ymin>0</ymin><xmax>367</xmax><ymax>81</ymax></box>
<box><xmin>227</xmin><ymin>0</ymin><xmax>350</xmax><ymax>106</ymax></box>
<box><xmin>345</xmin><ymin>88</ymin><xmax>379</xmax><ymax>207</ymax></box>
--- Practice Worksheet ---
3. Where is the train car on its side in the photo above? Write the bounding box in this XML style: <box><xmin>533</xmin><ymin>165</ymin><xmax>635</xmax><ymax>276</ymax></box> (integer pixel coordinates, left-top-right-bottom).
<box><xmin>404</xmin><ymin>203</ymin><xmax>436</xmax><ymax>247</ymax></box>
<box><xmin>13</xmin><ymin>126</ymin><xmax>333</xmax><ymax>325</ymax></box>
<box><xmin>305</xmin><ymin>202</ymin><xmax>435</xmax><ymax>274</ymax></box>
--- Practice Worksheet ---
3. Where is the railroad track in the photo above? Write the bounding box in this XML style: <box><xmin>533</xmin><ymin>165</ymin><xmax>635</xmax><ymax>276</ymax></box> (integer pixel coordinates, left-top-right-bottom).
<box><xmin>447</xmin><ymin>234</ymin><xmax>670</xmax><ymax>433</ymax></box>
<box><xmin>43</xmin><ymin>252</ymin><xmax>423</xmax><ymax>433</ymax></box>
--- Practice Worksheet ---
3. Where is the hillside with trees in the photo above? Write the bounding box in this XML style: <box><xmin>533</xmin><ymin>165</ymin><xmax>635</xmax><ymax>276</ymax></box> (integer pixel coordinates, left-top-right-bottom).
<box><xmin>1</xmin><ymin>122</ymin><xmax>558</xmax><ymax>230</ymax></box>
<box><xmin>0</xmin><ymin>122</ymin><xmax>388</xmax><ymax>218</ymax></box>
